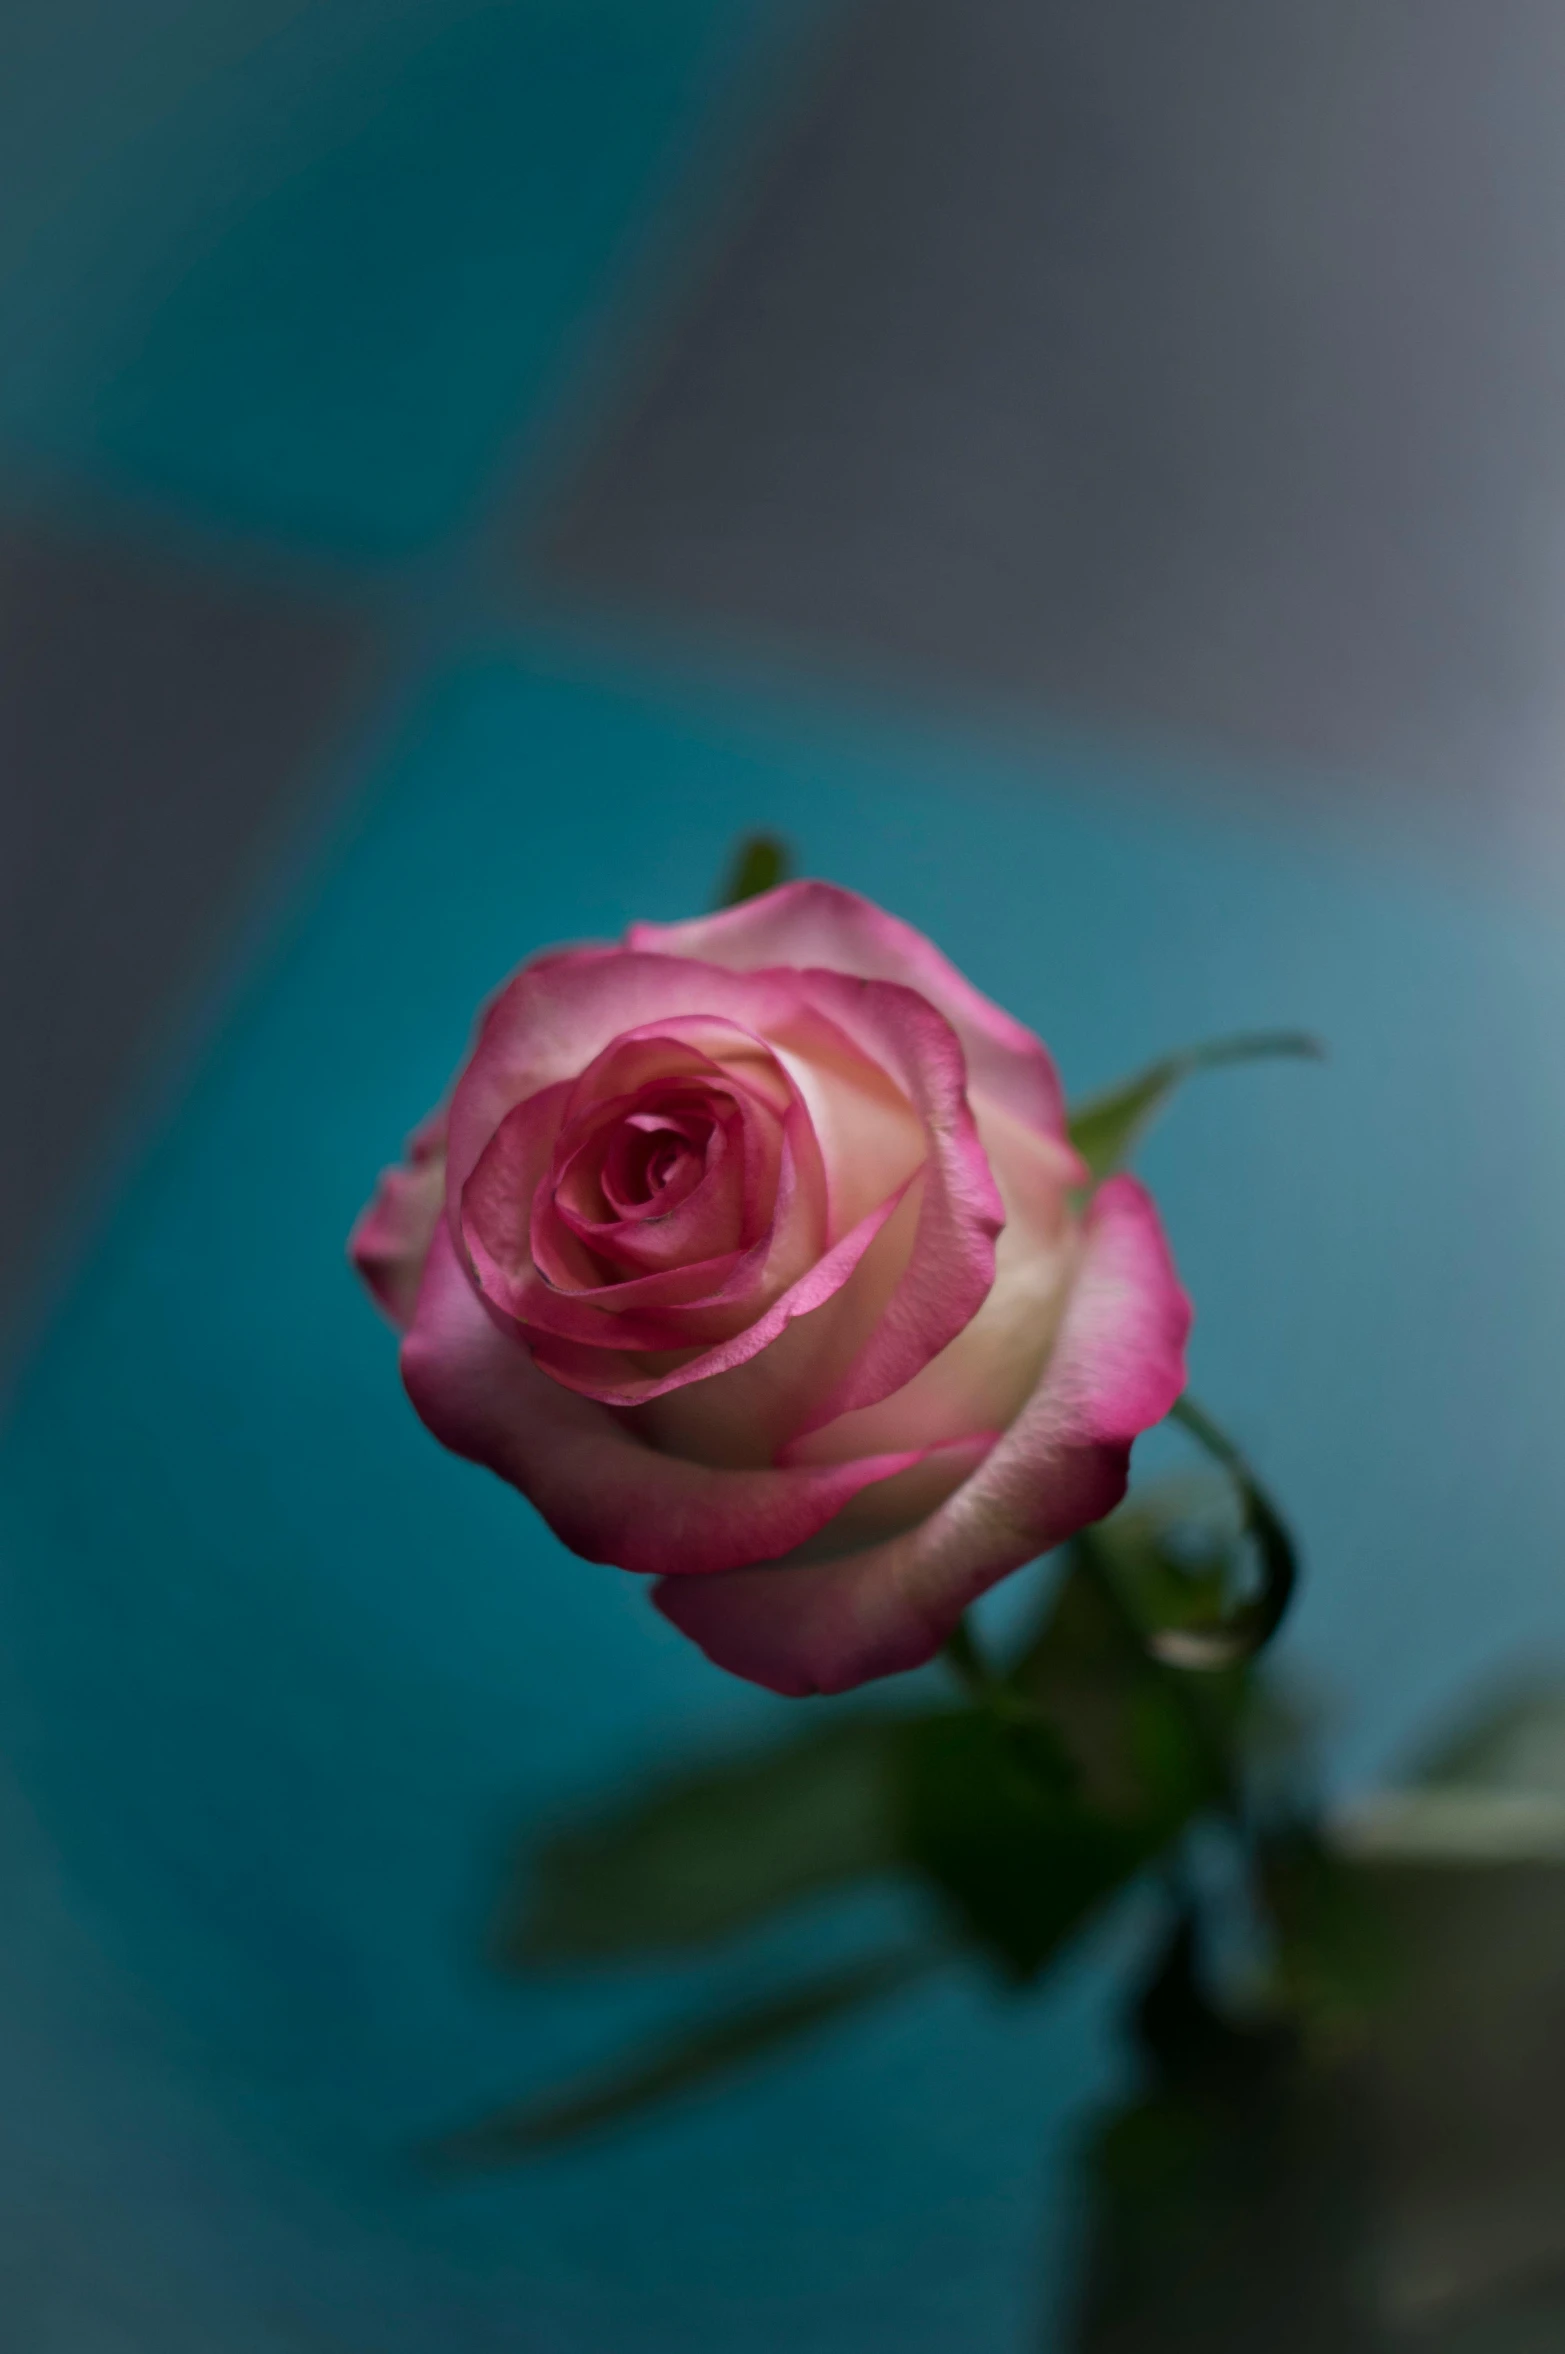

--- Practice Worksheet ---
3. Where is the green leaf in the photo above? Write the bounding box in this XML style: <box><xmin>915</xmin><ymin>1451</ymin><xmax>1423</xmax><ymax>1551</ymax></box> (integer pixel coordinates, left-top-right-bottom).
<box><xmin>911</xmin><ymin>1527</ymin><xmax>1248</xmax><ymax>1979</ymax></box>
<box><xmin>498</xmin><ymin>1719</ymin><xmax>902</xmax><ymax>1966</ymax></box>
<box><xmin>717</xmin><ymin>832</ymin><xmax>792</xmax><ymax>908</ymax></box>
<box><xmin>895</xmin><ymin>1701</ymin><xmax>1200</xmax><ymax>1981</ymax></box>
<box><xmin>428</xmin><ymin>1950</ymin><xmax>933</xmax><ymax>2163</ymax></box>
<box><xmin>1007</xmin><ymin>1534</ymin><xmax>1237</xmax><ymax>1822</ymax></box>
<box><xmin>1067</xmin><ymin>1031</ymin><xmax>1322</xmax><ymax>1181</ymax></box>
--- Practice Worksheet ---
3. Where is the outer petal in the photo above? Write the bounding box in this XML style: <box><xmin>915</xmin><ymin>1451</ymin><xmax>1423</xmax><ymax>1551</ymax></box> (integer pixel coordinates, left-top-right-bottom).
<box><xmin>629</xmin><ymin>880</ymin><xmax>1068</xmax><ymax>1140</ymax></box>
<box><xmin>653</xmin><ymin>1175</ymin><xmax>1191</xmax><ymax>1694</ymax></box>
<box><xmin>400</xmin><ymin>1223</ymin><xmax>943</xmax><ymax>1578</ymax></box>
<box><xmin>348</xmin><ymin>1108</ymin><xmax>447</xmax><ymax>1330</ymax></box>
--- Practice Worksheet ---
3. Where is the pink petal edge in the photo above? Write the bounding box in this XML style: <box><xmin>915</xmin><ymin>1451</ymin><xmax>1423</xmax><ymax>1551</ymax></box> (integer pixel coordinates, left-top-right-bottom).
<box><xmin>781</xmin><ymin>968</ymin><xmax>1005</xmax><ymax>1434</ymax></box>
<box><xmin>629</xmin><ymin>879</ymin><xmax>1068</xmax><ymax>1140</ymax></box>
<box><xmin>347</xmin><ymin>1107</ymin><xmax>448</xmax><ymax>1331</ymax></box>
<box><xmin>653</xmin><ymin>1173</ymin><xmax>1191</xmax><ymax>1693</ymax></box>
<box><xmin>400</xmin><ymin>1222</ymin><xmax>967</xmax><ymax>1578</ymax></box>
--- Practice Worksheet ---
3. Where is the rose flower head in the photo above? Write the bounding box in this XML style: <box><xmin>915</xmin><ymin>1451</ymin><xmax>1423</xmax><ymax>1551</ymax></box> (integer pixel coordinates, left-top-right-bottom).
<box><xmin>351</xmin><ymin>882</ymin><xmax>1190</xmax><ymax>1694</ymax></box>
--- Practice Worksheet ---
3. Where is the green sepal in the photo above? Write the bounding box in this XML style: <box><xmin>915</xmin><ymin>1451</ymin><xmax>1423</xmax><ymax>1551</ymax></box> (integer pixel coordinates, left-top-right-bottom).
<box><xmin>1068</xmin><ymin>1030</ymin><xmax>1322</xmax><ymax>1182</ymax></box>
<box><xmin>717</xmin><ymin>832</ymin><xmax>792</xmax><ymax>907</ymax></box>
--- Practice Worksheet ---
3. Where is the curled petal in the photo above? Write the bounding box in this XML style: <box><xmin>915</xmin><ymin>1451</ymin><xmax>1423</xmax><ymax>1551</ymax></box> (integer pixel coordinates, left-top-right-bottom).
<box><xmin>523</xmin><ymin>1172</ymin><xmax>913</xmax><ymax>1405</ymax></box>
<box><xmin>553</xmin><ymin>1101</ymin><xmax>753</xmax><ymax>1277</ymax></box>
<box><xmin>448</xmin><ymin>952</ymin><xmax>860</xmax><ymax>1207</ymax></box>
<box><xmin>400</xmin><ymin>1224</ymin><xmax>945</xmax><ymax>1577</ymax></box>
<box><xmin>628</xmin><ymin>1178</ymin><xmax>924</xmax><ymax>1470</ymax></box>
<box><xmin>463</xmin><ymin>1076</ymin><xmax>833</xmax><ymax>1376</ymax></box>
<box><xmin>629</xmin><ymin>880</ymin><xmax>1069</xmax><ymax>1141</ymax></box>
<box><xmin>348</xmin><ymin>1108</ymin><xmax>447</xmax><ymax>1330</ymax></box>
<box><xmin>544</xmin><ymin>1026</ymin><xmax>789</xmax><ymax>1276</ymax></box>
<box><xmin>763</xmin><ymin>994</ymin><xmax>925</xmax><ymax>1240</ymax></box>
<box><xmin>560</xmin><ymin>1016</ymin><xmax>796</xmax><ymax>1126</ymax></box>
<box><xmin>779</xmin><ymin>971</ymin><xmax>1004</xmax><ymax>1435</ymax></box>
<box><xmin>786</xmin><ymin>1096</ymin><xmax>1079</xmax><ymax>1464</ymax></box>
<box><xmin>464</xmin><ymin>1074</ymin><xmax>777</xmax><ymax>1314</ymax></box>
<box><xmin>460</xmin><ymin>1081</ymin><xmax>574</xmax><ymax>1296</ymax></box>
<box><xmin>451</xmin><ymin>960</ymin><xmax>977</xmax><ymax>1415</ymax></box>
<box><xmin>653</xmin><ymin>1175</ymin><xmax>1191</xmax><ymax>1694</ymax></box>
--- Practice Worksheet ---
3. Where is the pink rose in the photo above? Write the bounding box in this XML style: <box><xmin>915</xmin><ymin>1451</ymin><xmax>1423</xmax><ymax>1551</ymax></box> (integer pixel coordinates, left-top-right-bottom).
<box><xmin>350</xmin><ymin>883</ymin><xmax>1190</xmax><ymax>1694</ymax></box>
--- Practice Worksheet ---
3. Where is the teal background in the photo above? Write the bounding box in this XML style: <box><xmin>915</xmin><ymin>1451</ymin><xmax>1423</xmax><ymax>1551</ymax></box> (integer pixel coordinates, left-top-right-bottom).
<box><xmin>4</xmin><ymin>3</ymin><xmax>1565</xmax><ymax>2347</ymax></box>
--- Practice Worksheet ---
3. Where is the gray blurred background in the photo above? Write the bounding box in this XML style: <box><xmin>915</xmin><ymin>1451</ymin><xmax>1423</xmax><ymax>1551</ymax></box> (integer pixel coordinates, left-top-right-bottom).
<box><xmin>11</xmin><ymin>0</ymin><xmax>1565</xmax><ymax>1376</ymax></box>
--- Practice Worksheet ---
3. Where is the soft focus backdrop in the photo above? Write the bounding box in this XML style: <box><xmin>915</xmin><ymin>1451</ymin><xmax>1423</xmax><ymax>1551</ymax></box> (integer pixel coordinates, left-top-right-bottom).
<box><xmin>5</xmin><ymin>4</ymin><xmax>1565</xmax><ymax>2348</ymax></box>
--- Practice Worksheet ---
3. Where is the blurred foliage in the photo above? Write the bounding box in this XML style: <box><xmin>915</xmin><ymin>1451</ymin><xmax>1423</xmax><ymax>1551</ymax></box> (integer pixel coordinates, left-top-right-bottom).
<box><xmin>1071</xmin><ymin>1680</ymin><xmax>1565</xmax><ymax>2351</ymax></box>
<box><xmin>1067</xmin><ymin>1030</ymin><xmax>1322</xmax><ymax>1182</ymax></box>
<box><xmin>427</xmin><ymin>935</ymin><xmax>1565</xmax><ymax>2348</ymax></box>
<box><xmin>456</xmin><ymin>1429</ymin><xmax>1294</xmax><ymax>2159</ymax></box>
<box><xmin>432</xmin><ymin>1950</ymin><xmax>931</xmax><ymax>2165</ymax></box>
<box><xmin>896</xmin><ymin>1703</ymin><xmax>1181</xmax><ymax>1983</ymax></box>
<box><xmin>901</xmin><ymin>1510</ymin><xmax>1242</xmax><ymax>1982</ymax></box>
<box><xmin>1072</xmin><ymin>1909</ymin><xmax>1384</xmax><ymax>2354</ymax></box>
<box><xmin>1260</xmin><ymin>1826</ymin><xmax>1401</xmax><ymax>2047</ymax></box>
<box><xmin>499</xmin><ymin>1718</ymin><xmax>901</xmax><ymax>1965</ymax></box>
<box><xmin>436</xmin><ymin>996</ymin><xmax>1326</xmax><ymax>2164</ymax></box>
<box><xmin>1410</xmin><ymin>1679</ymin><xmax>1565</xmax><ymax>1799</ymax></box>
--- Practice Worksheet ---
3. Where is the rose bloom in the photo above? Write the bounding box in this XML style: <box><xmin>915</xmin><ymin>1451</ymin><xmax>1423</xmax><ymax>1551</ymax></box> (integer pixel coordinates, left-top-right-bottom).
<box><xmin>350</xmin><ymin>883</ymin><xmax>1189</xmax><ymax>1694</ymax></box>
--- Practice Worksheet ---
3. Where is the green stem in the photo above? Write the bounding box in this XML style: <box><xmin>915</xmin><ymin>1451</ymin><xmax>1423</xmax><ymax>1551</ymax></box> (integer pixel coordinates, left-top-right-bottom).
<box><xmin>1169</xmin><ymin>1391</ymin><xmax>1240</xmax><ymax>1467</ymax></box>
<box><xmin>1161</xmin><ymin>1393</ymin><xmax>1298</xmax><ymax>1669</ymax></box>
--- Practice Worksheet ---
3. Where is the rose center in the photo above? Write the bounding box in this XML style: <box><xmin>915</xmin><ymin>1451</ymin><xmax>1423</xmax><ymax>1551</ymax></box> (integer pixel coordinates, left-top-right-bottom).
<box><xmin>600</xmin><ymin>1097</ymin><xmax>720</xmax><ymax>1221</ymax></box>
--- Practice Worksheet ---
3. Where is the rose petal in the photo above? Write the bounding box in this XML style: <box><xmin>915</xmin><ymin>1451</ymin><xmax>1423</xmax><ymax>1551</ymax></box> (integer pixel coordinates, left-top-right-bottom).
<box><xmin>560</xmin><ymin>1016</ymin><xmax>796</xmax><ymax>1126</ymax></box>
<box><xmin>442</xmin><ymin>951</ymin><xmax>1002</xmax><ymax>1431</ymax></box>
<box><xmin>400</xmin><ymin>1223</ymin><xmax>945</xmax><ymax>1577</ymax></box>
<box><xmin>761</xmin><ymin>993</ymin><xmax>925</xmax><ymax>1238</ymax></box>
<box><xmin>629</xmin><ymin>880</ymin><xmax>1069</xmax><ymax>1141</ymax></box>
<box><xmin>551</xmin><ymin>1064</ymin><xmax>775</xmax><ymax>1275</ymax></box>
<box><xmin>467</xmin><ymin>1083</ymin><xmax>825</xmax><ymax>1362</ymax></box>
<box><xmin>460</xmin><ymin>1080</ymin><xmax>575</xmax><ymax>1291</ymax></box>
<box><xmin>780</xmin><ymin>1431</ymin><xmax>1001</xmax><ymax>1556</ymax></box>
<box><xmin>347</xmin><ymin>1107</ymin><xmax>448</xmax><ymax>1330</ymax></box>
<box><xmin>653</xmin><ymin>1175</ymin><xmax>1191</xmax><ymax>1693</ymax></box>
<box><xmin>524</xmin><ymin>1169</ymin><xmax>914</xmax><ymax>1404</ymax></box>
<box><xmin>447</xmin><ymin>952</ymin><xmax>876</xmax><ymax>1206</ymax></box>
<box><xmin>628</xmin><ymin>1177</ymin><xmax>925</xmax><ymax>1469</ymax></box>
<box><xmin>779</xmin><ymin>970</ymin><xmax>1005</xmax><ymax>1434</ymax></box>
<box><xmin>785</xmin><ymin>1096</ymin><xmax>1079</xmax><ymax>1464</ymax></box>
<box><xmin>519</xmin><ymin>977</ymin><xmax>1002</xmax><ymax>1426</ymax></box>
<box><xmin>555</xmin><ymin>1109</ymin><xmax>748</xmax><ymax>1276</ymax></box>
